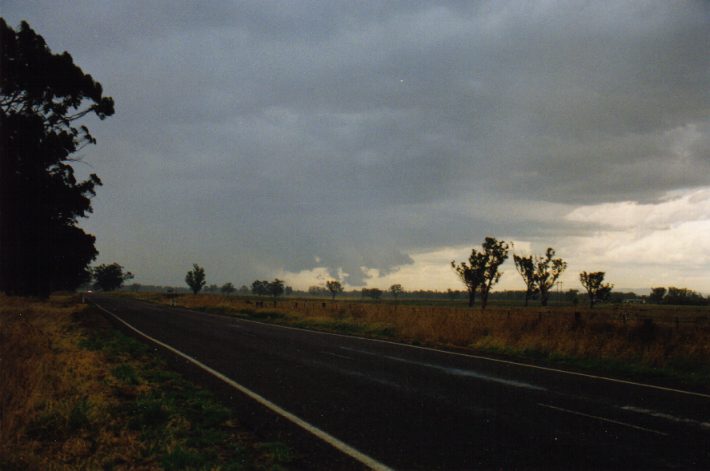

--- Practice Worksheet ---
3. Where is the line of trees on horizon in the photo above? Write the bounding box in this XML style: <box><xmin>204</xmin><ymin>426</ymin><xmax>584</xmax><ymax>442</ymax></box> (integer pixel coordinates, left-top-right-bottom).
<box><xmin>83</xmin><ymin>256</ymin><xmax>707</xmax><ymax>312</ymax></box>
<box><xmin>450</xmin><ymin>237</ymin><xmax>617</xmax><ymax>309</ymax></box>
<box><xmin>101</xmin><ymin>266</ymin><xmax>710</xmax><ymax>307</ymax></box>
<box><xmin>87</xmin><ymin>259</ymin><xmax>707</xmax><ymax>309</ymax></box>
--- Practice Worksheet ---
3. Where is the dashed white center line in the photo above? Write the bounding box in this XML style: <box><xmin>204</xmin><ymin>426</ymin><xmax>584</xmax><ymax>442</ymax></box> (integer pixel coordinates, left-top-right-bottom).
<box><xmin>538</xmin><ymin>403</ymin><xmax>668</xmax><ymax>436</ymax></box>
<box><xmin>620</xmin><ymin>405</ymin><xmax>710</xmax><ymax>430</ymax></box>
<box><xmin>340</xmin><ymin>346</ymin><xmax>546</xmax><ymax>391</ymax></box>
<box><xmin>321</xmin><ymin>351</ymin><xmax>354</xmax><ymax>360</ymax></box>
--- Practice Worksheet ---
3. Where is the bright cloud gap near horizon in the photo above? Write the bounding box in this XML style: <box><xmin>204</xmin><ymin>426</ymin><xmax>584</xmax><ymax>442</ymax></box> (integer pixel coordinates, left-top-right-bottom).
<box><xmin>2</xmin><ymin>1</ymin><xmax>708</xmax><ymax>293</ymax></box>
<box><xmin>277</xmin><ymin>187</ymin><xmax>710</xmax><ymax>293</ymax></box>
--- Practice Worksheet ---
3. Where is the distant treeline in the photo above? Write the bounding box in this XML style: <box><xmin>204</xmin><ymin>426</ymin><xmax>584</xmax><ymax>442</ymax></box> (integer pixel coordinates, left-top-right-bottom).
<box><xmin>648</xmin><ymin>287</ymin><xmax>708</xmax><ymax>306</ymax></box>
<box><xmin>119</xmin><ymin>283</ymin><xmax>666</xmax><ymax>305</ymax></box>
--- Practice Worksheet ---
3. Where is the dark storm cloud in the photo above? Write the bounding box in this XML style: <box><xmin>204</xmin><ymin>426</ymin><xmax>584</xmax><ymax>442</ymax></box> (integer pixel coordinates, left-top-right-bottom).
<box><xmin>3</xmin><ymin>1</ymin><xmax>708</xmax><ymax>285</ymax></box>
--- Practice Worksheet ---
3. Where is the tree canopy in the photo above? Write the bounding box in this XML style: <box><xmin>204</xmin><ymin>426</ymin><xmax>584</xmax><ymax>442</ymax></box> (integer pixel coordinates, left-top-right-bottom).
<box><xmin>389</xmin><ymin>284</ymin><xmax>404</xmax><ymax>300</ymax></box>
<box><xmin>0</xmin><ymin>19</ymin><xmax>114</xmax><ymax>296</ymax></box>
<box><xmin>452</xmin><ymin>237</ymin><xmax>509</xmax><ymax>309</ymax></box>
<box><xmin>92</xmin><ymin>263</ymin><xmax>133</xmax><ymax>291</ymax></box>
<box><xmin>579</xmin><ymin>271</ymin><xmax>613</xmax><ymax>308</ymax></box>
<box><xmin>220</xmin><ymin>282</ymin><xmax>236</xmax><ymax>295</ymax></box>
<box><xmin>251</xmin><ymin>280</ymin><xmax>269</xmax><ymax>296</ymax></box>
<box><xmin>533</xmin><ymin>248</ymin><xmax>567</xmax><ymax>307</ymax></box>
<box><xmin>185</xmin><ymin>264</ymin><xmax>206</xmax><ymax>294</ymax></box>
<box><xmin>325</xmin><ymin>280</ymin><xmax>343</xmax><ymax>300</ymax></box>
<box><xmin>513</xmin><ymin>254</ymin><xmax>538</xmax><ymax>306</ymax></box>
<box><xmin>267</xmin><ymin>279</ymin><xmax>284</xmax><ymax>298</ymax></box>
<box><xmin>362</xmin><ymin>288</ymin><xmax>383</xmax><ymax>300</ymax></box>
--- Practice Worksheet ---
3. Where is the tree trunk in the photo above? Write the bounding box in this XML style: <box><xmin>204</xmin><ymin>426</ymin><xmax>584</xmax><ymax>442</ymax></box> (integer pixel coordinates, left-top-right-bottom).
<box><xmin>468</xmin><ymin>290</ymin><xmax>476</xmax><ymax>308</ymax></box>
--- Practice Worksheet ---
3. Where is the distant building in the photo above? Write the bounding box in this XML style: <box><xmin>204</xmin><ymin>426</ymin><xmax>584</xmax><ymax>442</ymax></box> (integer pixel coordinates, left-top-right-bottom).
<box><xmin>622</xmin><ymin>298</ymin><xmax>645</xmax><ymax>304</ymax></box>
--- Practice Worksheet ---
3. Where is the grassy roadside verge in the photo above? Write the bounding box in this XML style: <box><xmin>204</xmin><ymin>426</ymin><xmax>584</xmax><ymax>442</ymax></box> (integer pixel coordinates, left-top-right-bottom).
<box><xmin>0</xmin><ymin>294</ymin><xmax>296</xmax><ymax>470</ymax></box>
<box><xmin>118</xmin><ymin>292</ymin><xmax>710</xmax><ymax>391</ymax></box>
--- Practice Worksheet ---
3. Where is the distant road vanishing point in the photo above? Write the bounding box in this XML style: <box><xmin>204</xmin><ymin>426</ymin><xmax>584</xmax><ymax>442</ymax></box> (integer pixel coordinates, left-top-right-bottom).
<box><xmin>91</xmin><ymin>295</ymin><xmax>710</xmax><ymax>470</ymax></box>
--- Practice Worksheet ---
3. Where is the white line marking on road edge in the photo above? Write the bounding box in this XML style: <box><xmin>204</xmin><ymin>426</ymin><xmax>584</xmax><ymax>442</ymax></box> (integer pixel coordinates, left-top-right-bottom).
<box><xmin>537</xmin><ymin>403</ymin><xmax>668</xmax><ymax>436</ymax></box>
<box><xmin>102</xmin><ymin>296</ymin><xmax>710</xmax><ymax>400</ymax></box>
<box><xmin>93</xmin><ymin>302</ymin><xmax>393</xmax><ymax>471</ymax></box>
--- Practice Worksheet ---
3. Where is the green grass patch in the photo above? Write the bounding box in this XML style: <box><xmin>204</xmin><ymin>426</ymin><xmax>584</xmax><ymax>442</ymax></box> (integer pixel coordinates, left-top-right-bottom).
<box><xmin>26</xmin><ymin>397</ymin><xmax>93</xmax><ymax>440</ymax></box>
<box><xmin>111</xmin><ymin>364</ymin><xmax>140</xmax><ymax>385</ymax></box>
<box><xmin>77</xmin><ymin>311</ymin><xmax>298</xmax><ymax>469</ymax></box>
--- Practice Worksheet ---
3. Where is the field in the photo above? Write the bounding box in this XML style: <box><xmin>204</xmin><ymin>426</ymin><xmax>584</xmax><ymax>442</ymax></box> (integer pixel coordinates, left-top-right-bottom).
<box><xmin>121</xmin><ymin>292</ymin><xmax>710</xmax><ymax>390</ymax></box>
<box><xmin>0</xmin><ymin>294</ymin><xmax>295</xmax><ymax>470</ymax></box>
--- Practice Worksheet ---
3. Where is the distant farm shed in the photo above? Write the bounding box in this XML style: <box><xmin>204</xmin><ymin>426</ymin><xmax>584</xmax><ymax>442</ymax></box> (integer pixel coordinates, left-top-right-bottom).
<box><xmin>622</xmin><ymin>298</ymin><xmax>646</xmax><ymax>304</ymax></box>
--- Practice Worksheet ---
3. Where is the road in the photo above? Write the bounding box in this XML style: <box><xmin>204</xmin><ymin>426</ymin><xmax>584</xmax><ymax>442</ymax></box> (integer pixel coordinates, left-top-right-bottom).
<box><xmin>91</xmin><ymin>295</ymin><xmax>710</xmax><ymax>470</ymax></box>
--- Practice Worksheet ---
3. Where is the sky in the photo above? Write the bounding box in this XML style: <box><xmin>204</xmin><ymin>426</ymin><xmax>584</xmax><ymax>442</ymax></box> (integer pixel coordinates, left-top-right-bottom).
<box><xmin>2</xmin><ymin>1</ymin><xmax>709</xmax><ymax>293</ymax></box>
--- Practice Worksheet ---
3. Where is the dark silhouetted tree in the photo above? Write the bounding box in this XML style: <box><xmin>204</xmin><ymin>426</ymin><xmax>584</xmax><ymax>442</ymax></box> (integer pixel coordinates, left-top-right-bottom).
<box><xmin>565</xmin><ymin>289</ymin><xmax>579</xmax><ymax>306</ymax></box>
<box><xmin>452</xmin><ymin>253</ymin><xmax>484</xmax><ymax>308</ymax></box>
<box><xmin>92</xmin><ymin>263</ymin><xmax>133</xmax><ymax>291</ymax></box>
<box><xmin>664</xmin><ymin>287</ymin><xmax>707</xmax><ymax>306</ymax></box>
<box><xmin>185</xmin><ymin>264</ymin><xmax>206</xmax><ymax>294</ymax></box>
<box><xmin>326</xmin><ymin>280</ymin><xmax>343</xmax><ymax>300</ymax></box>
<box><xmin>0</xmin><ymin>19</ymin><xmax>114</xmax><ymax>297</ymax></box>
<box><xmin>533</xmin><ymin>248</ymin><xmax>567</xmax><ymax>307</ymax></box>
<box><xmin>579</xmin><ymin>271</ymin><xmax>612</xmax><ymax>308</ymax></box>
<box><xmin>268</xmin><ymin>279</ymin><xmax>285</xmax><ymax>298</ymax></box>
<box><xmin>251</xmin><ymin>280</ymin><xmax>269</xmax><ymax>296</ymax></box>
<box><xmin>220</xmin><ymin>282</ymin><xmax>235</xmax><ymax>295</ymax></box>
<box><xmin>513</xmin><ymin>254</ymin><xmax>538</xmax><ymax>306</ymax></box>
<box><xmin>308</xmin><ymin>285</ymin><xmax>326</xmax><ymax>296</ymax></box>
<box><xmin>389</xmin><ymin>284</ymin><xmax>403</xmax><ymax>301</ymax></box>
<box><xmin>362</xmin><ymin>288</ymin><xmax>383</xmax><ymax>300</ymax></box>
<box><xmin>452</xmin><ymin>237</ymin><xmax>509</xmax><ymax>309</ymax></box>
<box><xmin>649</xmin><ymin>287</ymin><xmax>666</xmax><ymax>304</ymax></box>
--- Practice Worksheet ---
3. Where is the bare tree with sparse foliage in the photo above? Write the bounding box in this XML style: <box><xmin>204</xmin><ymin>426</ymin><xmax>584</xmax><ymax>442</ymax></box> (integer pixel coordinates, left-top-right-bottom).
<box><xmin>513</xmin><ymin>255</ymin><xmax>537</xmax><ymax>306</ymax></box>
<box><xmin>326</xmin><ymin>280</ymin><xmax>343</xmax><ymax>300</ymax></box>
<box><xmin>534</xmin><ymin>248</ymin><xmax>567</xmax><ymax>307</ymax></box>
<box><xmin>452</xmin><ymin>237</ymin><xmax>509</xmax><ymax>309</ymax></box>
<box><xmin>579</xmin><ymin>271</ymin><xmax>613</xmax><ymax>308</ymax></box>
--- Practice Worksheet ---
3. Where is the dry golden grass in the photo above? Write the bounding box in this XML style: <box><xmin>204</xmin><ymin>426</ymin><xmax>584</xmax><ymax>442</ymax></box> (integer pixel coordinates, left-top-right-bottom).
<box><xmin>0</xmin><ymin>294</ymin><xmax>148</xmax><ymax>469</ymax></box>
<box><xmin>141</xmin><ymin>292</ymin><xmax>710</xmax><ymax>386</ymax></box>
<box><xmin>0</xmin><ymin>294</ymin><xmax>296</xmax><ymax>470</ymax></box>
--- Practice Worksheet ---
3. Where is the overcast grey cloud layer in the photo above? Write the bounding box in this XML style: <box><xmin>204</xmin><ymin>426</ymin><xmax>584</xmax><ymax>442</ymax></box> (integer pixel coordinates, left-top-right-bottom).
<box><xmin>2</xmin><ymin>1</ymin><xmax>709</xmax><ymax>288</ymax></box>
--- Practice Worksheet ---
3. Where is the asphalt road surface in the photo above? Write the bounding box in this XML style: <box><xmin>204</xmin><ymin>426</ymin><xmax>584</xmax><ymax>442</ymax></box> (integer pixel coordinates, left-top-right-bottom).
<box><xmin>91</xmin><ymin>295</ymin><xmax>710</xmax><ymax>470</ymax></box>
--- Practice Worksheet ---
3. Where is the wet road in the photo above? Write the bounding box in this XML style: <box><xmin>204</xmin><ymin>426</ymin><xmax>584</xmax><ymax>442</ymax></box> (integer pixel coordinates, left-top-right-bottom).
<box><xmin>91</xmin><ymin>295</ymin><xmax>710</xmax><ymax>470</ymax></box>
